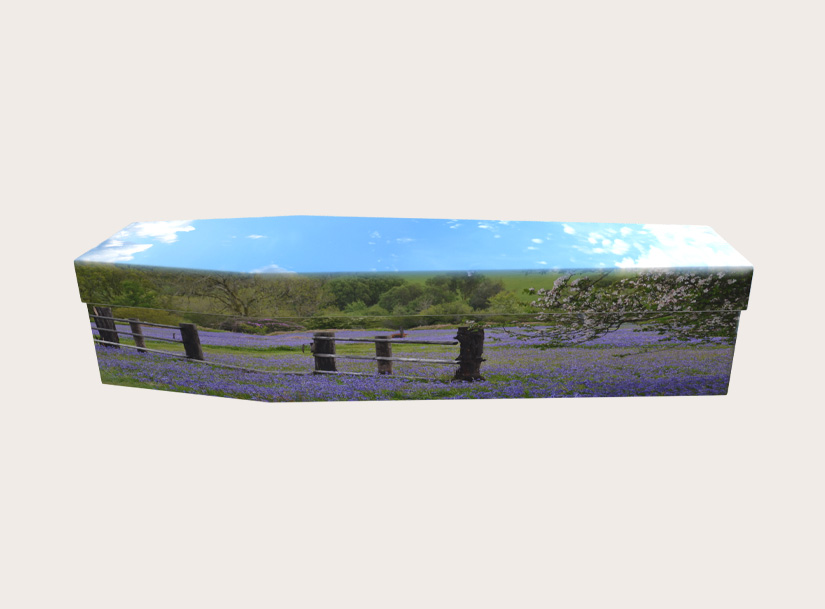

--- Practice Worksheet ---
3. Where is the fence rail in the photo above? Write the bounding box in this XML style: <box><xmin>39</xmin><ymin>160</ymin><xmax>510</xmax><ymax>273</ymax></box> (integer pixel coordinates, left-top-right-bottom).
<box><xmin>92</xmin><ymin>329</ymin><xmax>181</xmax><ymax>344</ymax></box>
<box><xmin>93</xmin><ymin>339</ymin><xmax>192</xmax><ymax>358</ymax></box>
<box><xmin>330</xmin><ymin>337</ymin><xmax>459</xmax><ymax>346</ymax></box>
<box><xmin>312</xmin><ymin>353</ymin><xmax>458</xmax><ymax>365</ymax></box>
<box><xmin>93</xmin><ymin>338</ymin><xmax>309</xmax><ymax>375</ymax></box>
<box><xmin>89</xmin><ymin>313</ymin><xmax>180</xmax><ymax>329</ymax></box>
<box><xmin>313</xmin><ymin>369</ymin><xmax>444</xmax><ymax>381</ymax></box>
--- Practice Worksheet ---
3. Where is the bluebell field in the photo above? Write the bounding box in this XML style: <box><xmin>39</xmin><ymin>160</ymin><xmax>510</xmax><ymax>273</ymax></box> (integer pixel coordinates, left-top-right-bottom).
<box><xmin>93</xmin><ymin>325</ymin><xmax>734</xmax><ymax>401</ymax></box>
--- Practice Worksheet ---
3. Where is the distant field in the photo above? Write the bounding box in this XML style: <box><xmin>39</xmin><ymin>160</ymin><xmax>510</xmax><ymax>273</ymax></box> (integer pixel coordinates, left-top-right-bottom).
<box><xmin>487</xmin><ymin>272</ymin><xmax>566</xmax><ymax>301</ymax></box>
<box><xmin>375</xmin><ymin>270</ymin><xmax>566</xmax><ymax>302</ymax></box>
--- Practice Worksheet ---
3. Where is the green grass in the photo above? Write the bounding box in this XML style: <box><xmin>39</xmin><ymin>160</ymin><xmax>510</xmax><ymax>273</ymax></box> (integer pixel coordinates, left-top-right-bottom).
<box><xmin>485</xmin><ymin>271</ymin><xmax>566</xmax><ymax>301</ymax></box>
<box><xmin>99</xmin><ymin>369</ymin><xmax>167</xmax><ymax>390</ymax></box>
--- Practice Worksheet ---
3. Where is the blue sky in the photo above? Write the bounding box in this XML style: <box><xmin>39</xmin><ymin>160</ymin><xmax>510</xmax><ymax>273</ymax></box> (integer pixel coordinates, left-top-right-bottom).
<box><xmin>77</xmin><ymin>216</ymin><xmax>752</xmax><ymax>273</ymax></box>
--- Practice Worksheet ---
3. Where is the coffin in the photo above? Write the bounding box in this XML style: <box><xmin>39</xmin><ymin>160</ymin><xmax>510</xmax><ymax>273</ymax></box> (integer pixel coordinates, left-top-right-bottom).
<box><xmin>75</xmin><ymin>216</ymin><xmax>753</xmax><ymax>402</ymax></box>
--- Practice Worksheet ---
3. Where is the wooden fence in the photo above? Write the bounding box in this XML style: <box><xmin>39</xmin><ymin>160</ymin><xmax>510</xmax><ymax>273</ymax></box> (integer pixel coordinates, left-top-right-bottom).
<box><xmin>310</xmin><ymin>327</ymin><xmax>485</xmax><ymax>381</ymax></box>
<box><xmin>90</xmin><ymin>306</ymin><xmax>485</xmax><ymax>382</ymax></box>
<box><xmin>89</xmin><ymin>306</ymin><xmax>204</xmax><ymax>360</ymax></box>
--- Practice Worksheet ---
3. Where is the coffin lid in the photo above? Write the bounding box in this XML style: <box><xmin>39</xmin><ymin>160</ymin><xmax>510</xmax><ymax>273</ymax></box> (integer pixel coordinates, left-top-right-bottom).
<box><xmin>75</xmin><ymin>216</ymin><xmax>753</xmax><ymax>319</ymax></box>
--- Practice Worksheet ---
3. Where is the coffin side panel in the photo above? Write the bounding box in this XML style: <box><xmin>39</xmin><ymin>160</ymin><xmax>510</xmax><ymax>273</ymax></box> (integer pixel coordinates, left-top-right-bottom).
<box><xmin>88</xmin><ymin>308</ymin><xmax>742</xmax><ymax>402</ymax></box>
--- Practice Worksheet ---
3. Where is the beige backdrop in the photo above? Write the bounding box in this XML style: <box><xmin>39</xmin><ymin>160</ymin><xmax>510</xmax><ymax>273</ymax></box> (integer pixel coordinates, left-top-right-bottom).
<box><xmin>2</xmin><ymin>1</ymin><xmax>823</xmax><ymax>608</ymax></box>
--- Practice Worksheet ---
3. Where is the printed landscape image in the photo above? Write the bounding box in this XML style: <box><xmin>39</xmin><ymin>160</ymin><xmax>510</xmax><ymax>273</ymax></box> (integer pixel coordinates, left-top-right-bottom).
<box><xmin>77</xmin><ymin>267</ymin><xmax>751</xmax><ymax>401</ymax></box>
<box><xmin>76</xmin><ymin>217</ymin><xmax>752</xmax><ymax>402</ymax></box>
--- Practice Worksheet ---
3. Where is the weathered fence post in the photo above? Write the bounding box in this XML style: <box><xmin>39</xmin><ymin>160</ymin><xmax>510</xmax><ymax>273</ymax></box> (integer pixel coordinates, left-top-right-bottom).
<box><xmin>452</xmin><ymin>326</ymin><xmax>485</xmax><ymax>381</ymax></box>
<box><xmin>375</xmin><ymin>336</ymin><xmax>392</xmax><ymax>375</ymax></box>
<box><xmin>92</xmin><ymin>306</ymin><xmax>120</xmax><ymax>347</ymax></box>
<box><xmin>128</xmin><ymin>318</ymin><xmax>146</xmax><ymax>353</ymax></box>
<box><xmin>313</xmin><ymin>331</ymin><xmax>337</xmax><ymax>373</ymax></box>
<box><xmin>179</xmin><ymin>323</ymin><xmax>204</xmax><ymax>360</ymax></box>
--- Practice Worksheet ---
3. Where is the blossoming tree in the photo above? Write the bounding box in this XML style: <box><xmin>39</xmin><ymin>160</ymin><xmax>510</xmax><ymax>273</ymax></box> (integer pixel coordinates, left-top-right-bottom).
<box><xmin>510</xmin><ymin>269</ymin><xmax>752</xmax><ymax>352</ymax></box>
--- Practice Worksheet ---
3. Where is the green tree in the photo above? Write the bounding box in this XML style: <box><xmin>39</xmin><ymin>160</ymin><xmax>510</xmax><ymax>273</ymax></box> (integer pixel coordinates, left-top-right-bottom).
<box><xmin>325</xmin><ymin>276</ymin><xmax>406</xmax><ymax>309</ymax></box>
<box><xmin>111</xmin><ymin>280</ymin><xmax>158</xmax><ymax>308</ymax></box>
<box><xmin>467</xmin><ymin>277</ymin><xmax>505</xmax><ymax>309</ymax></box>
<box><xmin>424</xmin><ymin>273</ymin><xmax>504</xmax><ymax>309</ymax></box>
<box><xmin>378</xmin><ymin>284</ymin><xmax>425</xmax><ymax>312</ymax></box>
<box><xmin>486</xmin><ymin>291</ymin><xmax>530</xmax><ymax>316</ymax></box>
<box><xmin>419</xmin><ymin>300</ymin><xmax>474</xmax><ymax>325</ymax></box>
<box><xmin>75</xmin><ymin>263</ymin><xmax>159</xmax><ymax>307</ymax></box>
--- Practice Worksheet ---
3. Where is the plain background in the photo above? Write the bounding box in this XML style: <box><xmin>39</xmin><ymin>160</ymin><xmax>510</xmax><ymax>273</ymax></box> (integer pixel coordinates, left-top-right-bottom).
<box><xmin>2</xmin><ymin>2</ymin><xmax>823</xmax><ymax>607</ymax></box>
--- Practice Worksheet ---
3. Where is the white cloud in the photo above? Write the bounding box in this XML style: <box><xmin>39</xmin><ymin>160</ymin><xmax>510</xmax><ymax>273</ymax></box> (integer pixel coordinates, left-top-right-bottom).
<box><xmin>615</xmin><ymin>225</ymin><xmax>751</xmax><ymax>268</ymax></box>
<box><xmin>247</xmin><ymin>234</ymin><xmax>266</xmax><ymax>239</ymax></box>
<box><xmin>395</xmin><ymin>237</ymin><xmax>415</xmax><ymax>243</ymax></box>
<box><xmin>531</xmin><ymin>238</ymin><xmax>543</xmax><ymax>243</ymax></box>
<box><xmin>478</xmin><ymin>224</ymin><xmax>493</xmax><ymax>230</ymax></box>
<box><xmin>563</xmin><ymin>224</ymin><xmax>576</xmax><ymax>234</ymax></box>
<box><xmin>128</xmin><ymin>220</ymin><xmax>195</xmax><ymax>244</ymax></box>
<box><xmin>494</xmin><ymin>234</ymin><xmax>501</xmax><ymax>238</ymax></box>
<box><xmin>250</xmin><ymin>264</ymin><xmax>295</xmax><ymax>274</ymax></box>
<box><xmin>527</xmin><ymin>246</ymin><xmax>538</xmax><ymax>250</ymax></box>
<box><xmin>80</xmin><ymin>242</ymin><xmax>153</xmax><ymax>263</ymax></box>
<box><xmin>77</xmin><ymin>220</ymin><xmax>195</xmax><ymax>263</ymax></box>
<box><xmin>537</xmin><ymin>261</ymin><xmax>547</xmax><ymax>265</ymax></box>
<box><xmin>616</xmin><ymin>247</ymin><xmax>669</xmax><ymax>268</ymax></box>
<box><xmin>601</xmin><ymin>239</ymin><xmax>611</xmax><ymax>247</ymax></box>
<box><xmin>610</xmin><ymin>239</ymin><xmax>630</xmax><ymax>255</ymax></box>
<box><xmin>370</xmin><ymin>231</ymin><xmax>381</xmax><ymax>238</ymax></box>
<box><xmin>587</xmin><ymin>232</ymin><xmax>603</xmax><ymax>244</ymax></box>
<box><xmin>449</xmin><ymin>224</ymin><xmax>461</xmax><ymax>229</ymax></box>
<box><xmin>620</xmin><ymin>227</ymin><xmax>632</xmax><ymax>237</ymax></box>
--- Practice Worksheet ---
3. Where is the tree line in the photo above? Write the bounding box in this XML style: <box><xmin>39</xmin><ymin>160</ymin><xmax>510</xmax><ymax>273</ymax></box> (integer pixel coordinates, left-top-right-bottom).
<box><xmin>75</xmin><ymin>263</ymin><xmax>530</xmax><ymax>330</ymax></box>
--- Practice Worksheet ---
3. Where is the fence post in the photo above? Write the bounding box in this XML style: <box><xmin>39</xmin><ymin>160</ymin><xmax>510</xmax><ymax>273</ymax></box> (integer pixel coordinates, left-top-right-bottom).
<box><xmin>375</xmin><ymin>336</ymin><xmax>392</xmax><ymax>375</ymax></box>
<box><xmin>92</xmin><ymin>306</ymin><xmax>120</xmax><ymax>347</ymax></box>
<box><xmin>128</xmin><ymin>318</ymin><xmax>146</xmax><ymax>353</ymax></box>
<box><xmin>452</xmin><ymin>326</ymin><xmax>485</xmax><ymax>381</ymax></box>
<box><xmin>313</xmin><ymin>331</ymin><xmax>337</xmax><ymax>373</ymax></box>
<box><xmin>179</xmin><ymin>323</ymin><xmax>204</xmax><ymax>360</ymax></box>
